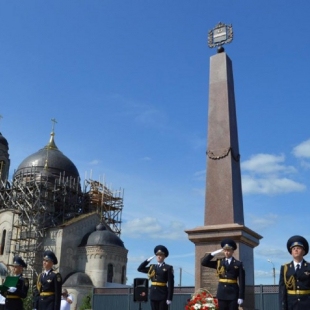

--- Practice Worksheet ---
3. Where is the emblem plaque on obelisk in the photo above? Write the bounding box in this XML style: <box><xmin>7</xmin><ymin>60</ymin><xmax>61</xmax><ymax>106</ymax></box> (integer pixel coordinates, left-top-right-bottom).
<box><xmin>208</xmin><ymin>22</ymin><xmax>233</xmax><ymax>53</ymax></box>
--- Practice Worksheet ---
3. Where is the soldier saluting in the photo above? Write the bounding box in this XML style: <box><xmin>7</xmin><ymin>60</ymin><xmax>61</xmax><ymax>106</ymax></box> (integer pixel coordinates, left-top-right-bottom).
<box><xmin>201</xmin><ymin>238</ymin><xmax>245</xmax><ymax>310</ymax></box>
<box><xmin>279</xmin><ymin>235</ymin><xmax>310</xmax><ymax>310</ymax></box>
<box><xmin>5</xmin><ymin>256</ymin><xmax>29</xmax><ymax>310</ymax></box>
<box><xmin>137</xmin><ymin>245</ymin><xmax>174</xmax><ymax>310</ymax></box>
<box><xmin>34</xmin><ymin>250</ymin><xmax>62</xmax><ymax>310</ymax></box>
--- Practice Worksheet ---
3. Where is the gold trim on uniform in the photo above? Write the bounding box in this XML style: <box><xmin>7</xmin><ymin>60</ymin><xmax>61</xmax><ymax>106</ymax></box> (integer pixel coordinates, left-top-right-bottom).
<box><xmin>40</xmin><ymin>292</ymin><xmax>55</xmax><ymax>296</ymax></box>
<box><xmin>148</xmin><ymin>265</ymin><xmax>155</xmax><ymax>279</ymax></box>
<box><xmin>219</xmin><ymin>279</ymin><xmax>237</xmax><ymax>284</ymax></box>
<box><xmin>287</xmin><ymin>290</ymin><xmax>310</xmax><ymax>295</ymax></box>
<box><xmin>151</xmin><ymin>282</ymin><xmax>167</xmax><ymax>286</ymax></box>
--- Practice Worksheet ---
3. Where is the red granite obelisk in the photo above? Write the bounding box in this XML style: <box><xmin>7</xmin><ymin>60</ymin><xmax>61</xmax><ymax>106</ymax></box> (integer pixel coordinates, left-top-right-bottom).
<box><xmin>185</xmin><ymin>50</ymin><xmax>262</xmax><ymax>310</ymax></box>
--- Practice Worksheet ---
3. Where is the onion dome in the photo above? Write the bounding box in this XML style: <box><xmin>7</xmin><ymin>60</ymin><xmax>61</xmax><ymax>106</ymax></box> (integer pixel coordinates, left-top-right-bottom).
<box><xmin>62</xmin><ymin>272</ymin><xmax>93</xmax><ymax>287</ymax></box>
<box><xmin>13</xmin><ymin>131</ymin><xmax>79</xmax><ymax>180</ymax></box>
<box><xmin>83</xmin><ymin>223</ymin><xmax>125</xmax><ymax>248</ymax></box>
<box><xmin>0</xmin><ymin>132</ymin><xmax>8</xmax><ymax>149</ymax></box>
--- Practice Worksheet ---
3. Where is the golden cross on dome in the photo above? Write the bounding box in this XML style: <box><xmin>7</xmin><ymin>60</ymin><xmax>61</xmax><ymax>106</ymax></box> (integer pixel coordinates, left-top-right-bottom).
<box><xmin>51</xmin><ymin>118</ymin><xmax>58</xmax><ymax>132</ymax></box>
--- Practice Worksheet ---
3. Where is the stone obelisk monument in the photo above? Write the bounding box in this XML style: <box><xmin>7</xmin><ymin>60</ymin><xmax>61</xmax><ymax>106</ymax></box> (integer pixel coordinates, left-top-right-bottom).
<box><xmin>185</xmin><ymin>23</ymin><xmax>262</xmax><ymax>310</ymax></box>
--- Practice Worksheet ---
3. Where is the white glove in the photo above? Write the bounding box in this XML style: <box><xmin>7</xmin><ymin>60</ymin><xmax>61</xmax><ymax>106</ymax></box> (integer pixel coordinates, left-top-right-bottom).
<box><xmin>8</xmin><ymin>287</ymin><xmax>17</xmax><ymax>293</ymax></box>
<box><xmin>147</xmin><ymin>255</ymin><xmax>155</xmax><ymax>262</ymax></box>
<box><xmin>237</xmin><ymin>298</ymin><xmax>243</xmax><ymax>305</ymax></box>
<box><xmin>211</xmin><ymin>249</ymin><xmax>223</xmax><ymax>256</ymax></box>
<box><xmin>166</xmin><ymin>300</ymin><xmax>171</xmax><ymax>305</ymax></box>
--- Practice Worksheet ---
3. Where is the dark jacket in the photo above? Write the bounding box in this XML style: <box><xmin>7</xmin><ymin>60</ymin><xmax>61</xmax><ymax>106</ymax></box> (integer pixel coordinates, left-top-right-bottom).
<box><xmin>5</xmin><ymin>274</ymin><xmax>29</xmax><ymax>310</ymax></box>
<box><xmin>279</xmin><ymin>260</ymin><xmax>310</xmax><ymax>310</ymax></box>
<box><xmin>137</xmin><ymin>260</ymin><xmax>174</xmax><ymax>301</ymax></box>
<box><xmin>34</xmin><ymin>270</ymin><xmax>62</xmax><ymax>310</ymax></box>
<box><xmin>201</xmin><ymin>254</ymin><xmax>245</xmax><ymax>301</ymax></box>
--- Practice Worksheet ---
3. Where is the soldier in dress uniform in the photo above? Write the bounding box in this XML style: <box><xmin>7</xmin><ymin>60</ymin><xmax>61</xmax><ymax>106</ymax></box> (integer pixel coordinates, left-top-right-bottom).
<box><xmin>4</xmin><ymin>256</ymin><xmax>29</xmax><ymax>310</ymax></box>
<box><xmin>279</xmin><ymin>235</ymin><xmax>310</xmax><ymax>310</ymax></box>
<box><xmin>33</xmin><ymin>251</ymin><xmax>62</xmax><ymax>310</ymax></box>
<box><xmin>137</xmin><ymin>245</ymin><xmax>174</xmax><ymax>310</ymax></box>
<box><xmin>201</xmin><ymin>239</ymin><xmax>245</xmax><ymax>310</ymax></box>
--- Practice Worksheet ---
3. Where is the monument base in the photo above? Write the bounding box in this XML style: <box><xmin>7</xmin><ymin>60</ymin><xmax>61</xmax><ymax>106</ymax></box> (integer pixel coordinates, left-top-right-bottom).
<box><xmin>185</xmin><ymin>223</ymin><xmax>262</xmax><ymax>310</ymax></box>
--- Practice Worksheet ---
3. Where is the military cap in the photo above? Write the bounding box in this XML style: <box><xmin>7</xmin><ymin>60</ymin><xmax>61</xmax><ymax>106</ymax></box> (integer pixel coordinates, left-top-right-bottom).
<box><xmin>287</xmin><ymin>235</ymin><xmax>309</xmax><ymax>255</ymax></box>
<box><xmin>221</xmin><ymin>238</ymin><xmax>237</xmax><ymax>250</ymax></box>
<box><xmin>154</xmin><ymin>245</ymin><xmax>169</xmax><ymax>257</ymax></box>
<box><xmin>43</xmin><ymin>250</ymin><xmax>58</xmax><ymax>264</ymax></box>
<box><xmin>12</xmin><ymin>256</ymin><xmax>27</xmax><ymax>268</ymax></box>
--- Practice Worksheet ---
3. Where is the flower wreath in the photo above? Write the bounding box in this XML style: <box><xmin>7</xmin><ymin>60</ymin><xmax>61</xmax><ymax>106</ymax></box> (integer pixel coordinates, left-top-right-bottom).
<box><xmin>185</xmin><ymin>288</ymin><xmax>219</xmax><ymax>310</ymax></box>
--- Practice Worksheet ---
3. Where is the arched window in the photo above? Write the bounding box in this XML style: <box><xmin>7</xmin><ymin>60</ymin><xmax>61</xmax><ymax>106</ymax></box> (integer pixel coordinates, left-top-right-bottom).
<box><xmin>0</xmin><ymin>230</ymin><xmax>6</xmax><ymax>255</ymax></box>
<box><xmin>107</xmin><ymin>263</ymin><xmax>113</xmax><ymax>283</ymax></box>
<box><xmin>121</xmin><ymin>266</ymin><xmax>126</xmax><ymax>284</ymax></box>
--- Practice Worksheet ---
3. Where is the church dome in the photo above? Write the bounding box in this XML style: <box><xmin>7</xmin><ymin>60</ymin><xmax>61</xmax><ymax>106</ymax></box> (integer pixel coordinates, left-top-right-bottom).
<box><xmin>63</xmin><ymin>272</ymin><xmax>93</xmax><ymax>287</ymax></box>
<box><xmin>13</xmin><ymin>131</ymin><xmax>79</xmax><ymax>180</ymax></box>
<box><xmin>85</xmin><ymin>223</ymin><xmax>125</xmax><ymax>248</ymax></box>
<box><xmin>0</xmin><ymin>133</ymin><xmax>8</xmax><ymax>149</ymax></box>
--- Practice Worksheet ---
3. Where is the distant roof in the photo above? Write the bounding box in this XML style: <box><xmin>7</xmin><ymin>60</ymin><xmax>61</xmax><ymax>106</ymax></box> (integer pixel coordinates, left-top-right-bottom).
<box><xmin>80</xmin><ymin>222</ymin><xmax>125</xmax><ymax>248</ymax></box>
<box><xmin>63</xmin><ymin>272</ymin><xmax>93</xmax><ymax>287</ymax></box>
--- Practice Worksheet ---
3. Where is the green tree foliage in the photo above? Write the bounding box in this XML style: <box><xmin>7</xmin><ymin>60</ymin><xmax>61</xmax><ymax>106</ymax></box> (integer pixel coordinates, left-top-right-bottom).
<box><xmin>23</xmin><ymin>286</ymin><xmax>35</xmax><ymax>310</ymax></box>
<box><xmin>79</xmin><ymin>292</ymin><xmax>92</xmax><ymax>310</ymax></box>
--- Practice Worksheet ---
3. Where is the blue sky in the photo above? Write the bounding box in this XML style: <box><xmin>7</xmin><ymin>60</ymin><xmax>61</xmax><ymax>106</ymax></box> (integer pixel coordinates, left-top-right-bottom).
<box><xmin>1</xmin><ymin>1</ymin><xmax>310</xmax><ymax>286</ymax></box>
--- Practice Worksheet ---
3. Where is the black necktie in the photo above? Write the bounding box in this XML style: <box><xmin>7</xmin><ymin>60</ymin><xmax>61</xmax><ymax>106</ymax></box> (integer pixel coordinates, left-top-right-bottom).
<box><xmin>225</xmin><ymin>260</ymin><xmax>229</xmax><ymax>267</ymax></box>
<box><xmin>295</xmin><ymin>264</ymin><xmax>302</xmax><ymax>278</ymax></box>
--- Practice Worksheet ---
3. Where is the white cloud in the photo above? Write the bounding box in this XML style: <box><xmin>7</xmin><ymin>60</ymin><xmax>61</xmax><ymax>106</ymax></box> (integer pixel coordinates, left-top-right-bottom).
<box><xmin>241</xmin><ymin>153</ymin><xmax>305</xmax><ymax>195</ymax></box>
<box><xmin>242</xmin><ymin>176</ymin><xmax>305</xmax><ymax>195</ymax></box>
<box><xmin>248</xmin><ymin>213</ymin><xmax>278</xmax><ymax>230</ymax></box>
<box><xmin>87</xmin><ymin>159</ymin><xmax>100</xmax><ymax>165</ymax></box>
<box><xmin>122</xmin><ymin>217</ymin><xmax>187</xmax><ymax>240</ymax></box>
<box><xmin>292</xmin><ymin>139</ymin><xmax>310</xmax><ymax>158</ymax></box>
<box><xmin>242</xmin><ymin>153</ymin><xmax>296</xmax><ymax>175</ymax></box>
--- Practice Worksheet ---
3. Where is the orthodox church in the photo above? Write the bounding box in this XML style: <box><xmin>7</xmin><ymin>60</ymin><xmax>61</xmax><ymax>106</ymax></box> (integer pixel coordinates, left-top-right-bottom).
<box><xmin>0</xmin><ymin>127</ymin><xmax>128</xmax><ymax>308</ymax></box>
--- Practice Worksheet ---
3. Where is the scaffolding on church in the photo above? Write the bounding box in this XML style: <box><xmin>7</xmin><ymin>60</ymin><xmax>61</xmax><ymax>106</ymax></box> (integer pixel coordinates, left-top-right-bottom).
<box><xmin>0</xmin><ymin>170</ymin><xmax>124</xmax><ymax>280</ymax></box>
<box><xmin>83</xmin><ymin>178</ymin><xmax>123</xmax><ymax>237</ymax></box>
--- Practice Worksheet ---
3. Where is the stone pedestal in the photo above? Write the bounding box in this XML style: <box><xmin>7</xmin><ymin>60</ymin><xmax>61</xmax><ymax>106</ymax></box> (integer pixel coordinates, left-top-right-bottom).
<box><xmin>186</xmin><ymin>223</ymin><xmax>262</xmax><ymax>310</ymax></box>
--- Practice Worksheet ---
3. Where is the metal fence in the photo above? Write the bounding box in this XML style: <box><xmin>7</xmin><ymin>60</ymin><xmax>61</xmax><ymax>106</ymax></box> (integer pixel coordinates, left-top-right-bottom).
<box><xmin>92</xmin><ymin>285</ymin><xmax>279</xmax><ymax>310</ymax></box>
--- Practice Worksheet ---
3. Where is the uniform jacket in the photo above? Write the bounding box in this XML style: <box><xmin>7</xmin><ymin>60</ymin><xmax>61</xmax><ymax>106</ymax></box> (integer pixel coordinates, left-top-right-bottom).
<box><xmin>137</xmin><ymin>260</ymin><xmax>174</xmax><ymax>301</ymax></box>
<box><xmin>5</xmin><ymin>274</ymin><xmax>29</xmax><ymax>310</ymax></box>
<box><xmin>201</xmin><ymin>254</ymin><xmax>245</xmax><ymax>301</ymax></box>
<box><xmin>279</xmin><ymin>260</ymin><xmax>310</xmax><ymax>310</ymax></box>
<box><xmin>34</xmin><ymin>270</ymin><xmax>62</xmax><ymax>310</ymax></box>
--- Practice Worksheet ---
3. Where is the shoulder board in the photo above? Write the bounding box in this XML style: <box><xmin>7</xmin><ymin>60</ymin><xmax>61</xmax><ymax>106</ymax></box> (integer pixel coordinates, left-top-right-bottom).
<box><xmin>56</xmin><ymin>273</ymin><xmax>62</xmax><ymax>282</ymax></box>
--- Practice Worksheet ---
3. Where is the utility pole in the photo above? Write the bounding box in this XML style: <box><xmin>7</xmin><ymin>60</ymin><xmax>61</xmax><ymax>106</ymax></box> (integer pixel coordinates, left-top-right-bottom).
<box><xmin>179</xmin><ymin>267</ymin><xmax>182</xmax><ymax>287</ymax></box>
<box><xmin>267</xmin><ymin>259</ymin><xmax>276</xmax><ymax>285</ymax></box>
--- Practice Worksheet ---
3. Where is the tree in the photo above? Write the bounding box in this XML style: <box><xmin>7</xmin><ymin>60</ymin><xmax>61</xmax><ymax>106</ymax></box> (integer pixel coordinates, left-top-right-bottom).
<box><xmin>79</xmin><ymin>292</ymin><xmax>92</xmax><ymax>310</ymax></box>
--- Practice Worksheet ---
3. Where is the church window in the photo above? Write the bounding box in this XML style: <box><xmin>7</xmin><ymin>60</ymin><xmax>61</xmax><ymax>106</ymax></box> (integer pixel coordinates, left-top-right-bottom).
<box><xmin>0</xmin><ymin>230</ymin><xmax>6</xmax><ymax>255</ymax></box>
<box><xmin>121</xmin><ymin>266</ymin><xmax>126</xmax><ymax>284</ymax></box>
<box><xmin>107</xmin><ymin>263</ymin><xmax>113</xmax><ymax>282</ymax></box>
